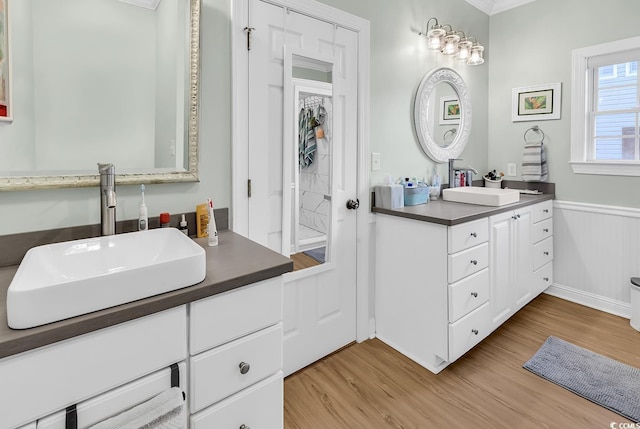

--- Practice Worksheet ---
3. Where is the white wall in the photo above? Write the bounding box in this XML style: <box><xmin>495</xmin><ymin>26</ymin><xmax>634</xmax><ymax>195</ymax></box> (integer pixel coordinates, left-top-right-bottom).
<box><xmin>0</xmin><ymin>0</ymin><xmax>231</xmax><ymax>235</ymax></box>
<box><xmin>488</xmin><ymin>0</ymin><xmax>640</xmax><ymax>208</ymax></box>
<box><xmin>317</xmin><ymin>0</ymin><xmax>490</xmax><ymax>186</ymax></box>
<box><xmin>489</xmin><ymin>0</ymin><xmax>640</xmax><ymax>312</ymax></box>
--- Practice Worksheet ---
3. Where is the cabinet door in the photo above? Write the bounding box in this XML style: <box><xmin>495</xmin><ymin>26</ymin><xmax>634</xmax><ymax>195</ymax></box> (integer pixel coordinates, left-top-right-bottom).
<box><xmin>514</xmin><ymin>207</ymin><xmax>533</xmax><ymax>309</ymax></box>
<box><xmin>489</xmin><ymin>211</ymin><xmax>514</xmax><ymax>328</ymax></box>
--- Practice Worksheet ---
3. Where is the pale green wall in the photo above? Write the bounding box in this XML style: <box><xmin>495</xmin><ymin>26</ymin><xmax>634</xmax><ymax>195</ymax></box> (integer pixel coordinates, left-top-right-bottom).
<box><xmin>488</xmin><ymin>0</ymin><xmax>640</xmax><ymax>208</ymax></box>
<box><xmin>317</xmin><ymin>0</ymin><xmax>490</xmax><ymax>185</ymax></box>
<box><xmin>0</xmin><ymin>0</ymin><xmax>231</xmax><ymax>235</ymax></box>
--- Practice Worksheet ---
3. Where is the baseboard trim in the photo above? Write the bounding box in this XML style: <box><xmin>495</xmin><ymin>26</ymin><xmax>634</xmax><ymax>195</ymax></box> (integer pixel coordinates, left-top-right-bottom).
<box><xmin>544</xmin><ymin>283</ymin><xmax>631</xmax><ymax>319</ymax></box>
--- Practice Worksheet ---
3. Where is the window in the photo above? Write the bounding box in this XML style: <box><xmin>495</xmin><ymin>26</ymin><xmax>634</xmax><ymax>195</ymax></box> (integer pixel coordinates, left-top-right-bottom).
<box><xmin>570</xmin><ymin>36</ymin><xmax>640</xmax><ymax>176</ymax></box>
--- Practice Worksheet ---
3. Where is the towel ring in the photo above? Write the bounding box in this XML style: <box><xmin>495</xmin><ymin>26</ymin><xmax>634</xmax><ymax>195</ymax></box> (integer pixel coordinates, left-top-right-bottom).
<box><xmin>443</xmin><ymin>128</ymin><xmax>457</xmax><ymax>146</ymax></box>
<box><xmin>524</xmin><ymin>125</ymin><xmax>545</xmax><ymax>143</ymax></box>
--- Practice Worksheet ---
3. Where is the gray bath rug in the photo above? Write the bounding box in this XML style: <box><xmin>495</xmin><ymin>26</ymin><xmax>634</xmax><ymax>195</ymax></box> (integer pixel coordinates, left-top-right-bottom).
<box><xmin>524</xmin><ymin>336</ymin><xmax>640</xmax><ymax>422</ymax></box>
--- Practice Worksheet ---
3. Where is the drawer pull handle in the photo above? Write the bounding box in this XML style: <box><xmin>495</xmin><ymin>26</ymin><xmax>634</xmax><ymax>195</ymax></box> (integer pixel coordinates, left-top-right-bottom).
<box><xmin>543</xmin><ymin>209</ymin><xmax>549</xmax><ymax>213</ymax></box>
<box><xmin>240</xmin><ymin>425</ymin><xmax>250</xmax><ymax>429</ymax></box>
<box><xmin>543</xmin><ymin>277</ymin><xmax>550</xmax><ymax>282</ymax></box>
<box><xmin>543</xmin><ymin>251</ymin><xmax>549</xmax><ymax>256</ymax></box>
<box><xmin>470</xmin><ymin>292</ymin><xmax>478</xmax><ymax>298</ymax></box>
<box><xmin>471</xmin><ymin>329</ymin><xmax>479</xmax><ymax>335</ymax></box>
<box><xmin>470</xmin><ymin>260</ymin><xmax>478</xmax><ymax>265</ymax></box>
<box><xmin>239</xmin><ymin>362</ymin><xmax>251</xmax><ymax>375</ymax></box>
<box><xmin>470</xmin><ymin>232</ymin><xmax>477</xmax><ymax>238</ymax></box>
<box><xmin>543</xmin><ymin>228</ymin><xmax>549</xmax><ymax>233</ymax></box>
<box><xmin>516</xmin><ymin>214</ymin><xmax>521</xmax><ymax>219</ymax></box>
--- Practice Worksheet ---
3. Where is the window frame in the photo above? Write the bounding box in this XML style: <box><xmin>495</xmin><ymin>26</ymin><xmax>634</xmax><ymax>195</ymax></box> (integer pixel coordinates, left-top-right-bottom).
<box><xmin>570</xmin><ymin>36</ymin><xmax>640</xmax><ymax>176</ymax></box>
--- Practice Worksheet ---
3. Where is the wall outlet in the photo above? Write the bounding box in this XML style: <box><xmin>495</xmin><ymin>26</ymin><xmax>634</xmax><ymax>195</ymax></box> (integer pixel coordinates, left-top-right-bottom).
<box><xmin>507</xmin><ymin>163</ymin><xmax>517</xmax><ymax>177</ymax></box>
<box><xmin>371</xmin><ymin>152</ymin><xmax>381</xmax><ymax>171</ymax></box>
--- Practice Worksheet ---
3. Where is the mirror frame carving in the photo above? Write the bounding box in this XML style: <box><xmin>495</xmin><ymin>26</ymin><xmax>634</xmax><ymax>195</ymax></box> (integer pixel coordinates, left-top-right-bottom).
<box><xmin>0</xmin><ymin>0</ymin><xmax>201</xmax><ymax>191</ymax></box>
<box><xmin>414</xmin><ymin>67</ymin><xmax>472</xmax><ymax>163</ymax></box>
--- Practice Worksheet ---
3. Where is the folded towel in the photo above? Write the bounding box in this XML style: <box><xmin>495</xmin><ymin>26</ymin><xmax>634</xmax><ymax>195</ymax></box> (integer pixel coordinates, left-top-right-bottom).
<box><xmin>89</xmin><ymin>387</ymin><xmax>185</xmax><ymax>429</ymax></box>
<box><xmin>522</xmin><ymin>141</ymin><xmax>548</xmax><ymax>182</ymax></box>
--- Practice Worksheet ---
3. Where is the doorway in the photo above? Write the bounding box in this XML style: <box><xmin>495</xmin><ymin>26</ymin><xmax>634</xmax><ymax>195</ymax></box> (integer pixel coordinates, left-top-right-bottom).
<box><xmin>232</xmin><ymin>0</ymin><xmax>371</xmax><ymax>376</ymax></box>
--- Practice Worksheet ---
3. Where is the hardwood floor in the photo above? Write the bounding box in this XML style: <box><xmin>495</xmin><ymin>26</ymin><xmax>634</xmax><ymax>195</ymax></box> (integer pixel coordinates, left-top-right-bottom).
<box><xmin>284</xmin><ymin>294</ymin><xmax>640</xmax><ymax>428</ymax></box>
<box><xmin>290</xmin><ymin>252</ymin><xmax>322</xmax><ymax>271</ymax></box>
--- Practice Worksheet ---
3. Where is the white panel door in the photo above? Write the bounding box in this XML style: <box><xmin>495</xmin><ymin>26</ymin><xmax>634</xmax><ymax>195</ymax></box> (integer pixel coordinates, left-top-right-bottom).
<box><xmin>247</xmin><ymin>0</ymin><xmax>358</xmax><ymax>375</ymax></box>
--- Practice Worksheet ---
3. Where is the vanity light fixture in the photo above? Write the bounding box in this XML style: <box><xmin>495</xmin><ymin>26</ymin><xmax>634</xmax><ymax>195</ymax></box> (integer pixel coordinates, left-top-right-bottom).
<box><xmin>420</xmin><ymin>18</ymin><xmax>485</xmax><ymax>66</ymax></box>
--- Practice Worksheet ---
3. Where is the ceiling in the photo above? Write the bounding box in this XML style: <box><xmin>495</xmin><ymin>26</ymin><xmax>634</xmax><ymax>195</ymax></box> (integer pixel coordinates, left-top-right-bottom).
<box><xmin>464</xmin><ymin>0</ymin><xmax>536</xmax><ymax>15</ymax></box>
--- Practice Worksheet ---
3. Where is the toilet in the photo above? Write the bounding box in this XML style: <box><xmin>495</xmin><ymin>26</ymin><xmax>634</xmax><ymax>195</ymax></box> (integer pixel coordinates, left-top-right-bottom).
<box><xmin>631</xmin><ymin>278</ymin><xmax>640</xmax><ymax>331</ymax></box>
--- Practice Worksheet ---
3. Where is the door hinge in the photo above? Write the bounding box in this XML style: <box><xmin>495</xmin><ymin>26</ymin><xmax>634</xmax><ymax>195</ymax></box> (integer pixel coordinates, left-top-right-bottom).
<box><xmin>243</xmin><ymin>26</ymin><xmax>255</xmax><ymax>50</ymax></box>
<box><xmin>248</xmin><ymin>179</ymin><xmax>252</xmax><ymax>198</ymax></box>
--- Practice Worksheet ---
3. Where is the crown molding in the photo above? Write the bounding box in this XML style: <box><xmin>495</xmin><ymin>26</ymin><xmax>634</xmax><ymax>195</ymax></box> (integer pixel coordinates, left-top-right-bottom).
<box><xmin>465</xmin><ymin>0</ymin><xmax>536</xmax><ymax>15</ymax></box>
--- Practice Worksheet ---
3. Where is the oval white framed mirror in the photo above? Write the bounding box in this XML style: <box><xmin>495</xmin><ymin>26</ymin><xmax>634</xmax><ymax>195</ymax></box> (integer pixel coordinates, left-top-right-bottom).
<box><xmin>414</xmin><ymin>67</ymin><xmax>472</xmax><ymax>163</ymax></box>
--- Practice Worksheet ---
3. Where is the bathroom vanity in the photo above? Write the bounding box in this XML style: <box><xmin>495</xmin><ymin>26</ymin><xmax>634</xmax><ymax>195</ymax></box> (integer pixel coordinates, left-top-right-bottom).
<box><xmin>0</xmin><ymin>231</ymin><xmax>292</xmax><ymax>429</ymax></box>
<box><xmin>373</xmin><ymin>193</ymin><xmax>554</xmax><ymax>374</ymax></box>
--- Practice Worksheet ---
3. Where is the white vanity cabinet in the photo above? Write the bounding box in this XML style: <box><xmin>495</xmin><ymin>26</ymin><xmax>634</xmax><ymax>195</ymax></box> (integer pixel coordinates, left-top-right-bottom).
<box><xmin>375</xmin><ymin>199</ymin><xmax>554</xmax><ymax>374</ymax></box>
<box><xmin>375</xmin><ymin>214</ymin><xmax>491</xmax><ymax>373</ymax></box>
<box><xmin>188</xmin><ymin>277</ymin><xmax>284</xmax><ymax>428</ymax></box>
<box><xmin>488</xmin><ymin>206</ymin><xmax>533</xmax><ymax>328</ymax></box>
<box><xmin>489</xmin><ymin>201</ymin><xmax>553</xmax><ymax>329</ymax></box>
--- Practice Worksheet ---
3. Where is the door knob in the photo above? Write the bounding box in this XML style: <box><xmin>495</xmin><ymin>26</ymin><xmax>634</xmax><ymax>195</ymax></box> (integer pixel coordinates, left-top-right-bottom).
<box><xmin>239</xmin><ymin>362</ymin><xmax>251</xmax><ymax>375</ymax></box>
<box><xmin>346</xmin><ymin>199</ymin><xmax>360</xmax><ymax>210</ymax></box>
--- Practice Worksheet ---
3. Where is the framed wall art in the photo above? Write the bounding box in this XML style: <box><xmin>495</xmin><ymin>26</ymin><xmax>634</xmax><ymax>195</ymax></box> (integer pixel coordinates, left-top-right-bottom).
<box><xmin>512</xmin><ymin>82</ymin><xmax>561</xmax><ymax>122</ymax></box>
<box><xmin>439</xmin><ymin>95</ymin><xmax>460</xmax><ymax>125</ymax></box>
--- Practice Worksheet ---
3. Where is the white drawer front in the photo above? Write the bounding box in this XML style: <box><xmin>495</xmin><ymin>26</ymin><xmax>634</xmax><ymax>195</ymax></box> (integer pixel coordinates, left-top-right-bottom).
<box><xmin>532</xmin><ymin>218</ymin><xmax>553</xmax><ymax>243</ymax></box>
<box><xmin>190</xmin><ymin>277</ymin><xmax>283</xmax><ymax>355</ymax></box>
<box><xmin>533</xmin><ymin>200</ymin><xmax>553</xmax><ymax>223</ymax></box>
<box><xmin>0</xmin><ymin>306</ymin><xmax>187</xmax><ymax>429</ymax></box>
<box><xmin>448</xmin><ymin>243</ymin><xmax>488</xmax><ymax>283</ymax></box>
<box><xmin>533</xmin><ymin>237</ymin><xmax>553</xmax><ymax>270</ymax></box>
<box><xmin>190</xmin><ymin>323</ymin><xmax>282</xmax><ymax>414</ymax></box>
<box><xmin>38</xmin><ymin>363</ymin><xmax>187</xmax><ymax>429</ymax></box>
<box><xmin>190</xmin><ymin>372</ymin><xmax>283</xmax><ymax>429</ymax></box>
<box><xmin>448</xmin><ymin>302</ymin><xmax>492</xmax><ymax>362</ymax></box>
<box><xmin>448</xmin><ymin>269</ymin><xmax>489</xmax><ymax>323</ymax></box>
<box><xmin>17</xmin><ymin>424</ymin><xmax>36</xmax><ymax>429</ymax></box>
<box><xmin>448</xmin><ymin>218</ymin><xmax>489</xmax><ymax>254</ymax></box>
<box><xmin>532</xmin><ymin>262</ymin><xmax>553</xmax><ymax>296</ymax></box>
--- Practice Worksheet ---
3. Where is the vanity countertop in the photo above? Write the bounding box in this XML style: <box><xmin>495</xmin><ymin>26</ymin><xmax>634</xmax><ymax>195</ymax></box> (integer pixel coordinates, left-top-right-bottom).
<box><xmin>372</xmin><ymin>193</ymin><xmax>554</xmax><ymax>226</ymax></box>
<box><xmin>0</xmin><ymin>230</ymin><xmax>293</xmax><ymax>360</ymax></box>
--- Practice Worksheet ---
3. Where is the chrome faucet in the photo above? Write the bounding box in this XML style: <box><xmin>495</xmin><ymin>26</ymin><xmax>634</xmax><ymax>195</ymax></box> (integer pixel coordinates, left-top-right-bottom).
<box><xmin>448</xmin><ymin>158</ymin><xmax>478</xmax><ymax>188</ymax></box>
<box><xmin>98</xmin><ymin>163</ymin><xmax>116</xmax><ymax>236</ymax></box>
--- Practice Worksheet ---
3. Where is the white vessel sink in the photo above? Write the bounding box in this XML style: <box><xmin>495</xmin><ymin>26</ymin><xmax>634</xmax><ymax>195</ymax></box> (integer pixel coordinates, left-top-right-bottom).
<box><xmin>442</xmin><ymin>187</ymin><xmax>520</xmax><ymax>206</ymax></box>
<box><xmin>7</xmin><ymin>228</ymin><xmax>206</xmax><ymax>329</ymax></box>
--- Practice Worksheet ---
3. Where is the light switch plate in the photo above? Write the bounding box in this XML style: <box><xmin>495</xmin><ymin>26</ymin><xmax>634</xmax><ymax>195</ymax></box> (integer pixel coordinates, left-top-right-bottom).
<box><xmin>507</xmin><ymin>163</ymin><xmax>517</xmax><ymax>177</ymax></box>
<box><xmin>371</xmin><ymin>152</ymin><xmax>381</xmax><ymax>171</ymax></box>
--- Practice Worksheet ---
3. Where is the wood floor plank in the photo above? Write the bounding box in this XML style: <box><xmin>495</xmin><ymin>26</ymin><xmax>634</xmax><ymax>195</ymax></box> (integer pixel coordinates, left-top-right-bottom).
<box><xmin>284</xmin><ymin>294</ymin><xmax>640</xmax><ymax>428</ymax></box>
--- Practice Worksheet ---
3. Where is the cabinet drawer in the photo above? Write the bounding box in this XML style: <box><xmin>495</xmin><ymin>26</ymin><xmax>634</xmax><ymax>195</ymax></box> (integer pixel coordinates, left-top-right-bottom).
<box><xmin>448</xmin><ymin>302</ymin><xmax>492</xmax><ymax>362</ymax></box>
<box><xmin>448</xmin><ymin>218</ymin><xmax>489</xmax><ymax>254</ymax></box>
<box><xmin>448</xmin><ymin>269</ymin><xmax>489</xmax><ymax>323</ymax></box>
<box><xmin>533</xmin><ymin>237</ymin><xmax>553</xmax><ymax>270</ymax></box>
<box><xmin>190</xmin><ymin>277</ymin><xmax>283</xmax><ymax>355</ymax></box>
<box><xmin>38</xmin><ymin>363</ymin><xmax>187</xmax><ymax>429</ymax></box>
<box><xmin>532</xmin><ymin>218</ymin><xmax>553</xmax><ymax>243</ymax></box>
<box><xmin>533</xmin><ymin>200</ymin><xmax>553</xmax><ymax>223</ymax></box>
<box><xmin>0</xmin><ymin>306</ymin><xmax>187</xmax><ymax>429</ymax></box>
<box><xmin>532</xmin><ymin>262</ymin><xmax>553</xmax><ymax>296</ymax></box>
<box><xmin>448</xmin><ymin>242</ymin><xmax>488</xmax><ymax>283</ymax></box>
<box><xmin>190</xmin><ymin>372</ymin><xmax>283</xmax><ymax>429</ymax></box>
<box><xmin>190</xmin><ymin>323</ymin><xmax>282</xmax><ymax>414</ymax></box>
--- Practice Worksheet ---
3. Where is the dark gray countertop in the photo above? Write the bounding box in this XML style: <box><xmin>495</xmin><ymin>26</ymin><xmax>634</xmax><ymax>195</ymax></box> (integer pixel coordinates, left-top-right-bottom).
<box><xmin>0</xmin><ymin>230</ymin><xmax>293</xmax><ymax>359</ymax></box>
<box><xmin>372</xmin><ymin>193</ymin><xmax>554</xmax><ymax>225</ymax></box>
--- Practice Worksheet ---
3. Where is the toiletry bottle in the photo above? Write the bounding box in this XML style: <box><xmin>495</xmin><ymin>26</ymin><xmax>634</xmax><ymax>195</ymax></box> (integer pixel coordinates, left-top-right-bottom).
<box><xmin>138</xmin><ymin>184</ymin><xmax>148</xmax><ymax>231</ymax></box>
<box><xmin>196</xmin><ymin>203</ymin><xmax>209</xmax><ymax>238</ymax></box>
<box><xmin>160</xmin><ymin>212</ymin><xmax>171</xmax><ymax>228</ymax></box>
<box><xmin>179</xmin><ymin>214</ymin><xmax>188</xmax><ymax>235</ymax></box>
<box><xmin>207</xmin><ymin>198</ymin><xmax>218</xmax><ymax>246</ymax></box>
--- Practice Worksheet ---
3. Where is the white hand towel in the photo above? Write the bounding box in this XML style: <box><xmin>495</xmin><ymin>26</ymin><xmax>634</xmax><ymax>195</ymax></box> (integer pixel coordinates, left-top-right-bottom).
<box><xmin>89</xmin><ymin>387</ymin><xmax>185</xmax><ymax>429</ymax></box>
<box><xmin>522</xmin><ymin>141</ymin><xmax>548</xmax><ymax>182</ymax></box>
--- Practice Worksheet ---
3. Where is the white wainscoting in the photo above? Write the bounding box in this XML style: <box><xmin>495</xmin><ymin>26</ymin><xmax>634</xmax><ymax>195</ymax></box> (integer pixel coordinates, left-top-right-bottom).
<box><xmin>547</xmin><ymin>200</ymin><xmax>640</xmax><ymax>318</ymax></box>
